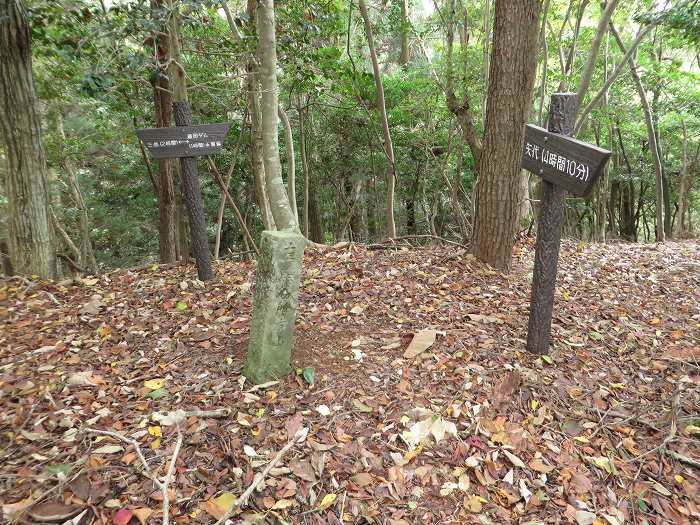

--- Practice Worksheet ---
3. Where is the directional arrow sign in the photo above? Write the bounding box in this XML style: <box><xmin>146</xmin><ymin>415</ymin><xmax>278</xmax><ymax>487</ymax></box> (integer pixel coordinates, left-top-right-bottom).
<box><xmin>136</xmin><ymin>122</ymin><xmax>231</xmax><ymax>159</ymax></box>
<box><xmin>521</xmin><ymin>124</ymin><xmax>611</xmax><ymax>197</ymax></box>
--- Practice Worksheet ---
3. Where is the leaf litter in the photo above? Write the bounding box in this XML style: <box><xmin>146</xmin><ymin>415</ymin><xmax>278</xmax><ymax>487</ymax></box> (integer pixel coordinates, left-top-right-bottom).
<box><xmin>1</xmin><ymin>240</ymin><xmax>699</xmax><ymax>524</ymax></box>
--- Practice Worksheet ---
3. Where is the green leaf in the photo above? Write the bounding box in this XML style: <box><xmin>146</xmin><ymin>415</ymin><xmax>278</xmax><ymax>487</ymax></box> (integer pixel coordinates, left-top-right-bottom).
<box><xmin>589</xmin><ymin>331</ymin><xmax>603</xmax><ymax>341</ymax></box>
<box><xmin>176</xmin><ymin>301</ymin><xmax>188</xmax><ymax>311</ymax></box>
<box><xmin>147</xmin><ymin>387</ymin><xmax>169</xmax><ymax>399</ymax></box>
<box><xmin>44</xmin><ymin>463</ymin><xmax>72</xmax><ymax>476</ymax></box>
<box><xmin>541</xmin><ymin>355</ymin><xmax>554</xmax><ymax>365</ymax></box>
<box><xmin>302</xmin><ymin>367</ymin><xmax>315</xmax><ymax>385</ymax></box>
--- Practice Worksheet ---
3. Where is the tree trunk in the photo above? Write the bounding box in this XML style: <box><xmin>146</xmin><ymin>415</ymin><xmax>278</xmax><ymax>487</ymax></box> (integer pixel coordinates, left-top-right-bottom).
<box><xmin>611</xmin><ymin>25</ymin><xmax>665</xmax><ymax>242</ymax></box>
<box><xmin>674</xmin><ymin>121</ymin><xmax>691</xmax><ymax>237</ymax></box>
<box><xmin>358</xmin><ymin>0</ymin><xmax>397</xmax><ymax>239</ymax></box>
<box><xmin>166</xmin><ymin>0</ymin><xmax>190</xmax><ymax>260</ymax></box>
<box><xmin>298</xmin><ymin>96</ymin><xmax>311</xmax><ymax>237</ymax></box>
<box><xmin>152</xmin><ymin>0</ymin><xmax>177</xmax><ymax>263</ymax></box>
<box><xmin>257</xmin><ymin>0</ymin><xmax>297</xmax><ymax>231</ymax></box>
<box><xmin>470</xmin><ymin>0</ymin><xmax>542</xmax><ymax>271</ymax></box>
<box><xmin>481</xmin><ymin>0</ymin><xmax>490</xmax><ymax>124</ymax></box>
<box><xmin>0</xmin><ymin>0</ymin><xmax>57</xmax><ymax>278</ymax></box>
<box><xmin>278</xmin><ymin>106</ymin><xmax>299</xmax><ymax>224</ymax></box>
<box><xmin>55</xmin><ymin>111</ymin><xmax>98</xmax><ymax>273</ymax></box>
<box><xmin>400</xmin><ymin>0</ymin><xmax>410</xmax><ymax>67</ymax></box>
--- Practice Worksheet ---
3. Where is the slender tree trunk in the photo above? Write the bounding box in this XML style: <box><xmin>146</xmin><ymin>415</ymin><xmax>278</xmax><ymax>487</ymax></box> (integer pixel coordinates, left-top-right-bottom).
<box><xmin>0</xmin><ymin>0</ymin><xmax>57</xmax><ymax>278</ymax></box>
<box><xmin>298</xmin><ymin>96</ymin><xmax>311</xmax><ymax>237</ymax></box>
<box><xmin>470</xmin><ymin>0</ymin><xmax>542</xmax><ymax>271</ymax></box>
<box><xmin>56</xmin><ymin>111</ymin><xmax>98</xmax><ymax>273</ymax></box>
<box><xmin>257</xmin><ymin>0</ymin><xmax>297</xmax><ymax>231</ymax></box>
<box><xmin>358</xmin><ymin>0</ymin><xmax>397</xmax><ymax>239</ymax></box>
<box><xmin>248</xmin><ymin>54</ymin><xmax>274</xmax><ymax>230</ymax></box>
<box><xmin>575</xmin><ymin>0</ymin><xmax>619</xmax><ymax>104</ymax></box>
<box><xmin>674</xmin><ymin>121</ymin><xmax>691</xmax><ymax>237</ymax></box>
<box><xmin>278</xmin><ymin>106</ymin><xmax>299</xmax><ymax>224</ymax></box>
<box><xmin>400</xmin><ymin>0</ymin><xmax>410</xmax><ymax>67</ymax></box>
<box><xmin>165</xmin><ymin>0</ymin><xmax>190</xmax><ymax>261</ymax></box>
<box><xmin>611</xmin><ymin>25</ymin><xmax>665</xmax><ymax>242</ymax></box>
<box><xmin>152</xmin><ymin>0</ymin><xmax>177</xmax><ymax>263</ymax></box>
<box><xmin>593</xmin><ymin>33</ymin><xmax>611</xmax><ymax>242</ymax></box>
<box><xmin>481</xmin><ymin>0</ymin><xmax>490</xmax><ymax>124</ymax></box>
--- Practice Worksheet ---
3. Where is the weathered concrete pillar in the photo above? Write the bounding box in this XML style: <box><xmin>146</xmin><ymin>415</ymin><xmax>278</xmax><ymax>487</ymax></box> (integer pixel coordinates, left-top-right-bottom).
<box><xmin>243</xmin><ymin>230</ymin><xmax>305</xmax><ymax>384</ymax></box>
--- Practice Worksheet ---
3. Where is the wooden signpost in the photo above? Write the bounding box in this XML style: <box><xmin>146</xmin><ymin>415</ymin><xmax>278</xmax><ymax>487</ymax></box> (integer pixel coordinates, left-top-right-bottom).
<box><xmin>137</xmin><ymin>101</ymin><xmax>231</xmax><ymax>281</ymax></box>
<box><xmin>523</xmin><ymin>93</ymin><xmax>611</xmax><ymax>354</ymax></box>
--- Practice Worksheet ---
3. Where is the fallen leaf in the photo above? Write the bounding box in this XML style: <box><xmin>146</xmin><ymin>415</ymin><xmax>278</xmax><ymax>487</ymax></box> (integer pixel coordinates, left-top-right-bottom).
<box><xmin>502</xmin><ymin>449</ymin><xmax>526</xmax><ymax>469</ymax></box>
<box><xmin>144</xmin><ymin>378</ymin><xmax>166</xmax><ymax>390</ymax></box>
<box><xmin>318</xmin><ymin>493</ymin><xmax>337</xmax><ymax>509</ymax></box>
<box><xmin>113</xmin><ymin>508</ymin><xmax>133</xmax><ymax>525</ymax></box>
<box><xmin>404</xmin><ymin>329</ymin><xmax>437</xmax><ymax>359</ymax></box>
<box><xmin>93</xmin><ymin>444</ymin><xmax>124</xmax><ymax>455</ymax></box>
<box><xmin>132</xmin><ymin>508</ymin><xmax>153</xmax><ymax>525</ymax></box>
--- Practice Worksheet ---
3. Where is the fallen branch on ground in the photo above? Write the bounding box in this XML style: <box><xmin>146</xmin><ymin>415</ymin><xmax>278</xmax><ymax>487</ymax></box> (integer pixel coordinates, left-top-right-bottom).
<box><xmin>664</xmin><ymin>449</ymin><xmax>700</xmax><ymax>470</ymax></box>
<box><xmin>214</xmin><ymin>427</ymin><xmax>309</xmax><ymax>525</ymax></box>
<box><xmin>86</xmin><ymin>427</ymin><xmax>183</xmax><ymax>525</ymax></box>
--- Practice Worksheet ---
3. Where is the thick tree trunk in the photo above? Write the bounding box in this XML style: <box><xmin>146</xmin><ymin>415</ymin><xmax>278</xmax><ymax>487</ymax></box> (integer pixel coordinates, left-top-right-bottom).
<box><xmin>152</xmin><ymin>0</ymin><xmax>177</xmax><ymax>263</ymax></box>
<box><xmin>358</xmin><ymin>0</ymin><xmax>397</xmax><ymax>239</ymax></box>
<box><xmin>257</xmin><ymin>0</ymin><xmax>297</xmax><ymax>231</ymax></box>
<box><xmin>0</xmin><ymin>0</ymin><xmax>57</xmax><ymax>278</ymax></box>
<box><xmin>470</xmin><ymin>0</ymin><xmax>542</xmax><ymax>271</ymax></box>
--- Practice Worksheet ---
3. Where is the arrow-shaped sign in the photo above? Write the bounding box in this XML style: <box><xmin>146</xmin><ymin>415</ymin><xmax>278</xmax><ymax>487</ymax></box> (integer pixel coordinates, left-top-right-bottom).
<box><xmin>136</xmin><ymin>122</ymin><xmax>231</xmax><ymax>159</ymax></box>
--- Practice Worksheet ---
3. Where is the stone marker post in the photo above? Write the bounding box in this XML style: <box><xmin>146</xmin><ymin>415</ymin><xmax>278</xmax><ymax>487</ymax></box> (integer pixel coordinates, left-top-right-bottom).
<box><xmin>173</xmin><ymin>101</ymin><xmax>214</xmax><ymax>281</ymax></box>
<box><xmin>243</xmin><ymin>230</ymin><xmax>305</xmax><ymax>384</ymax></box>
<box><xmin>526</xmin><ymin>93</ymin><xmax>578</xmax><ymax>354</ymax></box>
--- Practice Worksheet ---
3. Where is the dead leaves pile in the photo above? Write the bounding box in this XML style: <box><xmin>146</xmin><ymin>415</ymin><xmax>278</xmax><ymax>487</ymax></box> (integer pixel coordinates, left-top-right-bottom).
<box><xmin>1</xmin><ymin>240</ymin><xmax>699</xmax><ymax>524</ymax></box>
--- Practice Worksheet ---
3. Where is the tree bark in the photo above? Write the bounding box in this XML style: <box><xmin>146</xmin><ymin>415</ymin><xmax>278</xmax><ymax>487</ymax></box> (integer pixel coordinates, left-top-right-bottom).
<box><xmin>298</xmin><ymin>96</ymin><xmax>311</xmax><ymax>237</ymax></box>
<box><xmin>257</xmin><ymin>0</ymin><xmax>297</xmax><ymax>231</ymax></box>
<box><xmin>611</xmin><ymin>25</ymin><xmax>665</xmax><ymax>242</ymax></box>
<box><xmin>152</xmin><ymin>0</ymin><xmax>177</xmax><ymax>264</ymax></box>
<box><xmin>526</xmin><ymin>93</ymin><xmax>576</xmax><ymax>355</ymax></box>
<box><xmin>173</xmin><ymin>102</ymin><xmax>213</xmax><ymax>280</ymax></box>
<box><xmin>400</xmin><ymin>0</ymin><xmax>410</xmax><ymax>67</ymax></box>
<box><xmin>0</xmin><ymin>0</ymin><xmax>57</xmax><ymax>278</ymax></box>
<box><xmin>165</xmin><ymin>0</ymin><xmax>190</xmax><ymax>260</ymax></box>
<box><xmin>358</xmin><ymin>0</ymin><xmax>397</xmax><ymax>239</ymax></box>
<box><xmin>278</xmin><ymin>106</ymin><xmax>299</xmax><ymax>224</ymax></box>
<box><xmin>470</xmin><ymin>0</ymin><xmax>542</xmax><ymax>271</ymax></box>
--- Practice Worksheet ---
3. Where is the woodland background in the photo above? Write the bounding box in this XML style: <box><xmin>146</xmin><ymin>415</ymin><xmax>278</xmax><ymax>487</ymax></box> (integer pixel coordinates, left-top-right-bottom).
<box><xmin>0</xmin><ymin>0</ymin><xmax>699</xmax><ymax>274</ymax></box>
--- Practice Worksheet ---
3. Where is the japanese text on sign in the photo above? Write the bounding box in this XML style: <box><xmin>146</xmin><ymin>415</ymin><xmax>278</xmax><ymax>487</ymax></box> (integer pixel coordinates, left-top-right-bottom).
<box><xmin>524</xmin><ymin>142</ymin><xmax>590</xmax><ymax>182</ymax></box>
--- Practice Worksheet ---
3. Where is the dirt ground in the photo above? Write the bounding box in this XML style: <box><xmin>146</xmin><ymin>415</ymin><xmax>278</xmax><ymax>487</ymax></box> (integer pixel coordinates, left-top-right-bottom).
<box><xmin>1</xmin><ymin>240</ymin><xmax>699</xmax><ymax>524</ymax></box>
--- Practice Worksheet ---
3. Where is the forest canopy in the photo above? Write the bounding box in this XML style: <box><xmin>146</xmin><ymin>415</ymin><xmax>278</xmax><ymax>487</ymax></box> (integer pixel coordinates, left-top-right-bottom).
<box><xmin>0</xmin><ymin>0</ymin><xmax>698</xmax><ymax>274</ymax></box>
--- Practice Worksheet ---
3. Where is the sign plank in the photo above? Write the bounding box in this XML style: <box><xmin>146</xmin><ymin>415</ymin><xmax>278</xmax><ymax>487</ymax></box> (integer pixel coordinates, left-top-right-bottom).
<box><xmin>521</xmin><ymin>124</ymin><xmax>611</xmax><ymax>197</ymax></box>
<box><xmin>136</xmin><ymin>122</ymin><xmax>231</xmax><ymax>159</ymax></box>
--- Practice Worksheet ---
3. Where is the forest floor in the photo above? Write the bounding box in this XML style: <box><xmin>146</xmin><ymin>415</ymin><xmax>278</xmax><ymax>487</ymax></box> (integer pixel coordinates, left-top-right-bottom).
<box><xmin>1</xmin><ymin>240</ymin><xmax>699</xmax><ymax>525</ymax></box>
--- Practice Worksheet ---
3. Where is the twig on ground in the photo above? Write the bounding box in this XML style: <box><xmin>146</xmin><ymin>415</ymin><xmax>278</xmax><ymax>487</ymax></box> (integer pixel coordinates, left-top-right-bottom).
<box><xmin>86</xmin><ymin>427</ymin><xmax>184</xmax><ymax>525</ymax></box>
<box><xmin>214</xmin><ymin>427</ymin><xmax>309</xmax><ymax>525</ymax></box>
<box><xmin>664</xmin><ymin>449</ymin><xmax>700</xmax><ymax>470</ymax></box>
<box><xmin>245</xmin><ymin>380</ymin><xmax>279</xmax><ymax>393</ymax></box>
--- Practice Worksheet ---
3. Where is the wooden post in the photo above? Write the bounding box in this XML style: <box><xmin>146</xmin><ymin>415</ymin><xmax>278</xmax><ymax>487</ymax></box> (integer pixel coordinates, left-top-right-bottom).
<box><xmin>526</xmin><ymin>93</ymin><xmax>577</xmax><ymax>354</ymax></box>
<box><xmin>173</xmin><ymin>101</ymin><xmax>214</xmax><ymax>281</ymax></box>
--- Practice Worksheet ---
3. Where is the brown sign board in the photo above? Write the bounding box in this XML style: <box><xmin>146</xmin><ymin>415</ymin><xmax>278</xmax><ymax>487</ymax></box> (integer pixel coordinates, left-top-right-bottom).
<box><xmin>136</xmin><ymin>123</ymin><xmax>231</xmax><ymax>159</ymax></box>
<box><xmin>521</xmin><ymin>124</ymin><xmax>611</xmax><ymax>197</ymax></box>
